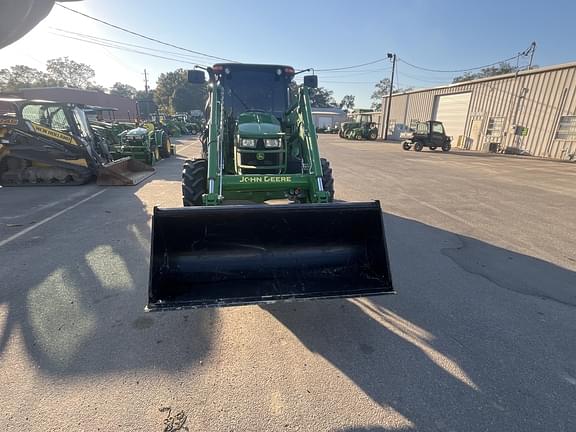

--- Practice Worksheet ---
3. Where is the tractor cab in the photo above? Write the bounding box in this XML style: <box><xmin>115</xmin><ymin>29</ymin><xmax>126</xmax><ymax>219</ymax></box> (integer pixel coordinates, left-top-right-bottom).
<box><xmin>339</xmin><ymin>111</ymin><xmax>378</xmax><ymax>140</ymax></box>
<box><xmin>199</xmin><ymin>64</ymin><xmax>301</xmax><ymax>175</ymax></box>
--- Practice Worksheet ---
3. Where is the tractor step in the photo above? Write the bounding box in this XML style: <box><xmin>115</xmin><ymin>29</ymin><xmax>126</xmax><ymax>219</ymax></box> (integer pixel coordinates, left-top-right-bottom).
<box><xmin>97</xmin><ymin>157</ymin><xmax>155</xmax><ymax>186</ymax></box>
<box><xmin>147</xmin><ymin>201</ymin><xmax>394</xmax><ymax>311</ymax></box>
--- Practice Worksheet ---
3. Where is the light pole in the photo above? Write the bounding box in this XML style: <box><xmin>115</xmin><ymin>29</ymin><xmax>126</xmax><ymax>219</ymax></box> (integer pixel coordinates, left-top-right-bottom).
<box><xmin>384</xmin><ymin>53</ymin><xmax>396</xmax><ymax>140</ymax></box>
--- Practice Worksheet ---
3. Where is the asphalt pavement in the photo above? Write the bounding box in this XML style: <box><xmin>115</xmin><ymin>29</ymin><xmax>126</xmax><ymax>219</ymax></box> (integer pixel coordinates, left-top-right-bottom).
<box><xmin>0</xmin><ymin>135</ymin><xmax>575</xmax><ymax>431</ymax></box>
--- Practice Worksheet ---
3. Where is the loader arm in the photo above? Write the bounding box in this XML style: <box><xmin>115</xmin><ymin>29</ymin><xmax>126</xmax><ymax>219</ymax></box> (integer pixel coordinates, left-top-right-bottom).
<box><xmin>204</xmin><ymin>84</ymin><xmax>224</xmax><ymax>205</ymax></box>
<box><xmin>294</xmin><ymin>87</ymin><xmax>330</xmax><ymax>203</ymax></box>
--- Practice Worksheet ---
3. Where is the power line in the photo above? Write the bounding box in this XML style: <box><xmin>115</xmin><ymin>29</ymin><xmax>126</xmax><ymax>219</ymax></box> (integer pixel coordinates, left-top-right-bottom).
<box><xmin>317</xmin><ymin>67</ymin><xmax>392</xmax><ymax>74</ymax></box>
<box><xmin>314</xmin><ymin>56</ymin><xmax>391</xmax><ymax>72</ymax></box>
<box><xmin>398</xmin><ymin>54</ymin><xmax>519</xmax><ymax>73</ymax></box>
<box><xmin>317</xmin><ymin>80</ymin><xmax>379</xmax><ymax>84</ymax></box>
<box><xmin>50</xmin><ymin>32</ymin><xmax>202</xmax><ymax>66</ymax></box>
<box><xmin>51</xmin><ymin>28</ymin><xmax>213</xmax><ymax>63</ymax></box>
<box><xmin>56</xmin><ymin>3</ymin><xmax>237</xmax><ymax>63</ymax></box>
<box><xmin>397</xmin><ymin>71</ymin><xmax>451</xmax><ymax>84</ymax></box>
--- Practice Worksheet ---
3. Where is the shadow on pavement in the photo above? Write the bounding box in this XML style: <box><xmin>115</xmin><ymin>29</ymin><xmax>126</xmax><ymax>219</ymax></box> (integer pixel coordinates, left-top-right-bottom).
<box><xmin>264</xmin><ymin>213</ymin><xmax>576</xmax><ymax>431</ymax></box>
<box><xmin>0</xmin><ymin>141</ymin><xmax>215</xmax><ymax>376</ymax></box>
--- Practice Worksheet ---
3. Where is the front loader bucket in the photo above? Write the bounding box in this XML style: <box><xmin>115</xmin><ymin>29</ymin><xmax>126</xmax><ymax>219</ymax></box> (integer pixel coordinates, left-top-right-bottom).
<box><xmin>147</xmin><ymin>201</ymin><xmax>394</xmax><ymax>311</ymax></box>
<box><xmin>96</xmin><ymin>157</ymin><xmax>155</xmax><ymax>186</ymax></box>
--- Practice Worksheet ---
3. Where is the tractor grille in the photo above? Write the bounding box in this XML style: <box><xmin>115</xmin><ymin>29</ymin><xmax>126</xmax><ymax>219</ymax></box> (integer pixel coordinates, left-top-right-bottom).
<box><xmin>238</xmin><ymin>150</ymin><xmax>283</xmax><ymax>173</ymax></box>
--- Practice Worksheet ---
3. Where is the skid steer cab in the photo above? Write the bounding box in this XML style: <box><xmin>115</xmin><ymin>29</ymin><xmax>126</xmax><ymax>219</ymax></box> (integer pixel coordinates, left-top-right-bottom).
<box><xmin>401</xmin><ymin>120</ymin><xmax>452</xmax><ymax>152</ymax></box>
<box><xmin>147</xmin><ymin>64</ymin><xmax>394</xmax><ymax>311</ymax></box>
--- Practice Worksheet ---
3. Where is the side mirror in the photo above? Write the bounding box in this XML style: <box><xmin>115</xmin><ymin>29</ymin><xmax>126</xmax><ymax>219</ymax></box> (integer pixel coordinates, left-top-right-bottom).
<box><xmin>188</xmin><ymin>70</ymin><xmax>206</xmax><ymax>84</ymax></box>
<box><xmin>303</xmin><ymin>75</ymin><xmax>318</xmax><ymax>88</ymax></box>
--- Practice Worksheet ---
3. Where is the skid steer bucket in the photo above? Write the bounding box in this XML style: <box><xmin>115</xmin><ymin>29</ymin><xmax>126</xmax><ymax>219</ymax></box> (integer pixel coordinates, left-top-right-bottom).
<box><xmin>147</xmin><ymin>201</ymin><xmax>394</xmax><ymax>311</ymax></box>
<box><xmin>96</xmin><ymin>157</ymin><xmax>155</xmax><ymax>186</ymax></box>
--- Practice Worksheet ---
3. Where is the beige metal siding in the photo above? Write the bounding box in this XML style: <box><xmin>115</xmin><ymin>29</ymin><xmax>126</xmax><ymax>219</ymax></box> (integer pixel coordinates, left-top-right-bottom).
<box><xmin>382</xmin><ymin>62</ymin><xmax>576</xmax><ymax>159</ymax></box>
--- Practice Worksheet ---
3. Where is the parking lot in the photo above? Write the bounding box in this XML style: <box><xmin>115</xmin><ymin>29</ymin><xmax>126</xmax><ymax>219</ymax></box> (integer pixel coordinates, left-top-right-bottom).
<box><xmin>1</xmin><ymin>135</ymin><xmax>575</xmax><ymax>431</ymax></box>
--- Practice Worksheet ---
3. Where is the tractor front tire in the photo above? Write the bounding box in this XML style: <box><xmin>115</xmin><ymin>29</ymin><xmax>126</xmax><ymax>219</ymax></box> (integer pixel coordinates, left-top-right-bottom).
<box><xmin>402</xmin><ymin>142</ymin><xmax>411</xmax><ymax>151</ymax></box>
<box><xmin>442</xmin><ymin>143</ymin><xmax>451</xmax><ymax>152</ymax></box>
<box><xmin>182</xmin><ymin>159</ymin><xmax>207</xmax><ymax>206</ymax></box>
<box><xmin>369</xmin><ymin>130</ymin><xmax>378</xmax><ymax>140</ymax></box>
<box><xmin>414</xmin><ymin>142</ymin><xmax>424</xmax><ymax>152</ymax></box>
<box><xmin>321</xmin><ymin>158</ymin><xmax>334</xmax><ymax>202</ymax></box>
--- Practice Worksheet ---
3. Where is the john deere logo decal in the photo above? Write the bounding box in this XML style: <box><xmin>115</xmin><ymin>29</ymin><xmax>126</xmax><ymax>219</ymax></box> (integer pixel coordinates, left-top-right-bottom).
<box><xmin>256</xmin><ymin>152</ymin><xmax>265</xmax><ymax>161</ymax></box>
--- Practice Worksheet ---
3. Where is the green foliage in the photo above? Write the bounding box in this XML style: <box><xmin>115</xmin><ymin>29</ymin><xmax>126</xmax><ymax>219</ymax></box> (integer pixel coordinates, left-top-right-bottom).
<box><xmin>86</xmin><ymin>83</ymin><xmax>108</xmax><ymax>92</ymax></box>
<box><xmin>154</xmin><ymin>68</ymin><xmax>207</xmax><ymax>113</ymax></box>
<box><xmin>309</xmin><ymin>87</ymin><xmax>337</xmax><ymax>108</ymax></box>
<box><xmin>370</xmin><ymin>78</ymin><xmax>391</xmax><ymax>110</ymax></box>
<box><xmin>154</xmin><ymin>69</ymin><xmax>187</xmax><ymax>113</ymax></box>
<box><xmin>339</xmin><ymin>95</ymin><xmax>355</xmax><ymax>110</ymax></box>
<box><xmin>110</xmin><ymin>82</ymin><xmax>137</xmax><ymax>98</ymax></box>
<box><xmin>172</xmin><ymin>84</ymin><xmax>208</xmax><ymax>112</ymax></box>
<box><xmin>452</xmin><ymin>62</ymin><xmax>516</xmax><ymax>83</ymax></box>
<box><xmin>371</xmin><ymin>78</ymin><xmax>413</xmax><ymax>110</ymax></box>
<box><xmin>0</xmin><ymin>65</ymin><xmax>53</xmax><ymax>91</ymax></box>
<box><xmin>46</xmin><ymin>57</ymin><xmax>96</xmax><ymax>88</ymax></box>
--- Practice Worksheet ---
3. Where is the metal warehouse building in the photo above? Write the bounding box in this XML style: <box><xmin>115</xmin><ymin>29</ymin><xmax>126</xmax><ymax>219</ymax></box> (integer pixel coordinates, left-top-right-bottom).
<box><xmin>381</xmin><ymin>62</ymin><xmax>576</xmax><ymax>160</ymax></box>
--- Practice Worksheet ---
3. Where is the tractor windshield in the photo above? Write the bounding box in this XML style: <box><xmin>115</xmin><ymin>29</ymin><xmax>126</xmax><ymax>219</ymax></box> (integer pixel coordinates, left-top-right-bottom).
<box><xmin>220</xmin><ymin>68</ymin><xmax>290</xmax><ymax>118</ymax></box>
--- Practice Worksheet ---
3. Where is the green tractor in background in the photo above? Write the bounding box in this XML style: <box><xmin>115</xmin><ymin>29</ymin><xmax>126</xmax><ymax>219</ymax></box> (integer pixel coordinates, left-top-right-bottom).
<box><xmin>86</xmin><ymin>107</ymin><xmax>173</xmax><ymax>165</ymax></box>
<box><xmin>147</xmin><ymin>63</ymin><xmax>394</xmax><ymax>311</ymax></box>
<box><xmin>340</xmin><ymin>110</ymin><xmax>379</xmax><ymax>141</ymax></box>
<box><xmin>113</xmin><ymin>122</ymin><xmax>174</xmax><ymax>164</ymax></box>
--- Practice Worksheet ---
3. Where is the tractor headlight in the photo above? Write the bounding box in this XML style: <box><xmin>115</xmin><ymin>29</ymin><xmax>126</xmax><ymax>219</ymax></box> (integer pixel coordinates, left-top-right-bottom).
<box><xmin>264</xmin><ymin>138</ymin><xmax>281</xmax><ymax>148</ymax></box>
<box><xmin>240</xmin><ymin>138</ymin><xmax>256</xmax><ymax>148</ymax></box>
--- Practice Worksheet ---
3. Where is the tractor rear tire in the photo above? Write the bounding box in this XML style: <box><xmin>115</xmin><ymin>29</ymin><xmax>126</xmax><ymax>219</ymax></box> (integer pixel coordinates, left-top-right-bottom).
<box><xmin>159</xmin><ymin>134</ymin><xmax>171</xmax><ymax>159</ymax></box>
<box><xmin>182</xmin><ymin>159</ymin><xmax>207</xmax><ymax>206</ymax></box>
<box><xmin>369</xmin><ymin>130</ymin><xmax>378</xmax><ymax>140</ymax></box>
<box><xmin>321</xmin><ymin>158</ymin><xmax>334</xmax><ymax>202</ymax></box>
<box><xmin>442</xmin><ymin>144</ymin><xmax>451</xmax><ymax>152</ymax></box>
<box><xmin>402</xmin><ymin>142</ymin><xmax>411</xmax><ymax>151</ymax></box>
<box><xmin>414</xmin><ymin>142</ymin><xmax>424</xmax><ymax>152</ymax></box>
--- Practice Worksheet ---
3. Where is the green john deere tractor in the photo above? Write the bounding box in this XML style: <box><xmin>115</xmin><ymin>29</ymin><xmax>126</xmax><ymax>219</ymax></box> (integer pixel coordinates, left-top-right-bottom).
<box><xmin>147</xmin><ymin>63</ymin><xmax>394</xmax><ymax>311</ymax></box>
<box><xmin>340</xmin><ymin>111</ymin><xmax>379</xmax><ymax>140</ymax></box>
<box><xmin>113</xmin><ymin>122</ymin><xmax>174</xmax><ymax>164</ymax></box>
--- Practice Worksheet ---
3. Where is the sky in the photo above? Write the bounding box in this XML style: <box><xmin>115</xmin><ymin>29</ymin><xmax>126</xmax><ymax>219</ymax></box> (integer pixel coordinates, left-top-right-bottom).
<box><xmin>1</xmin><ymin>0</ymin><xmax>575</xmax><ymax>108</ymax></box>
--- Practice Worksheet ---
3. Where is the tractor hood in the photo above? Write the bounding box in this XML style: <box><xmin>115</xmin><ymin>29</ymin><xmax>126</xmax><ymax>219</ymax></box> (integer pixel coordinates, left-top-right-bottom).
<box><xmin>237</xmin><ymin>111</ymin><xmax>283</xmax><ymax>138</ymax></box>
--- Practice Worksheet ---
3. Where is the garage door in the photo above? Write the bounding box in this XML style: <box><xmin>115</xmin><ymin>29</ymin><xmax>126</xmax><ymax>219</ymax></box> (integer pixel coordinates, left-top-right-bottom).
<box><xmin>432</xmin><ymin>93</ymin><xmax>472</xmax><ymax>141</ymax></box>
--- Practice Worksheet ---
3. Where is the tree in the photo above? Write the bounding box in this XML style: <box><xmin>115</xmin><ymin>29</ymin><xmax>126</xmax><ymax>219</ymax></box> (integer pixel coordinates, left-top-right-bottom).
<box><xmin>309</xmin><ymin>87</ymin><xmax>337</xmax><ymax>108</ymax></box>
<box><xmin>370</xmin><ymin>78</ymin><xmax>413</xmax><ymax>110</ymax></box>
<box><xmin>154</xmin><ymin>69</ymin><xmax>187</xmax><ymax>112</ymax></box>
<box><xmin>172</xmin><ymin>84</ymin><xmax>208</xmax><ymax>112</ymax></box>
<box><xmin>0</xmin><ymin>65</ymin><xmax>52</xmax><ymax>91</ymax></box>
<box><xmin>452</xmin><ymin>62</ymin><xmax>516</xmax><ymax>83</ymax></box>
<box><xmin>370</xmin><ymin>78</ymin><xmax>391</xmax><ymax>110</ymax></box>
<box><xmin>86</xmin><ymin>83</ymin><xmax>108</xmax><ymax>93</ymax></box>
<box><xmin>339</xmin><ymin>95</ymin><xmax>355</xmax><ymax>110</ymax></box>
<box><xmin>110</xmin><ymin>82</ymin><xmax>137</xmax><ymax>98</ymax></box>
<box><xmin>46</xmin><ymin>57</ymin><xmax>95</xmax><ymax>89</ymax></box>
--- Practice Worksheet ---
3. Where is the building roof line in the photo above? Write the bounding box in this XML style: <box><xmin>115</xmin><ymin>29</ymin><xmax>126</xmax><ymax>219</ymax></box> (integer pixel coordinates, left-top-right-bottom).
<box><xmin>385</xmin><ymin>61</ymin><xmax>576</xmax><ymax>98</ymax></box>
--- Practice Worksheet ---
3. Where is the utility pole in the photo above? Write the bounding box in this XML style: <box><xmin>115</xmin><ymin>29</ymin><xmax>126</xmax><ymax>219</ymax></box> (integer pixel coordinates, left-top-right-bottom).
<box><xmin>144</xmin><ymin>69</ymin><xmax>149</xmax><ymax>95</ymax></box>
<box><xmin>528</xmin><ymin>41</ymin><xmax>536</xmax><ymax>70</ymax></box>
<box><xmin>384</xmin><ymin>53</ymin><xmax>396</xmax><ymax>140</ymax></box>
